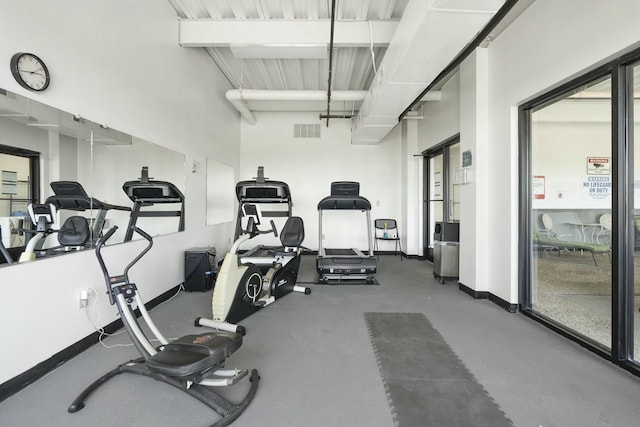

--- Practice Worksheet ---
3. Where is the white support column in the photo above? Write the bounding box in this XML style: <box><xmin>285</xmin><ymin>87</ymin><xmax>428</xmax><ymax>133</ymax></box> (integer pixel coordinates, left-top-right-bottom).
<box><xmin>47</xmin><ymin>129</ymin><xmax>60</xmax><ymax>185</ymax></box>
<box><xmin>401</xmin><ymin>118</ymin><xmax>421</xmax><ymax>256</ymax></box>
<box><xmin>458</xmin><ymin>48</ymin><xmax>489</xmax><ymax>292</ymax></box>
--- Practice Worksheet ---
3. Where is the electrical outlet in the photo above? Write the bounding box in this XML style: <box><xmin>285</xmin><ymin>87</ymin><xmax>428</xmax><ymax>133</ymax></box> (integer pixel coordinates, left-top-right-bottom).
<box><xmin>79</xmin><ymin>289</ymin><xmax>90</xmax><ymax>309</ymax></box>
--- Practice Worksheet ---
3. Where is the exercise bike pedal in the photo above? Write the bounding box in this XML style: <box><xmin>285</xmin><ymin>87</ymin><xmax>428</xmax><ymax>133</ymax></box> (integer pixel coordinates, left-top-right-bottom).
<box><xmin>199</xmin><ymin>368</ymin><xmax>249</xmax><ymax>387</ymax></box>
<box><xmin>253</xmin><ymin>295</ymin><xmax>275</xmax><ymax>307</ymax></box>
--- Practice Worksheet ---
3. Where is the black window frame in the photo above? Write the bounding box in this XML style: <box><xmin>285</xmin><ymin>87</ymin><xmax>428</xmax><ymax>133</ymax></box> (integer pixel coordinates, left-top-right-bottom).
<box><xmin>0</xmin><ymin>143</ymin><xmax>40</xmax><ymax>261</ymax></box>
<box><xmin>518</xmin><ymin>47</ymin><xmax>640</xmax><ymax>376</ymax></box>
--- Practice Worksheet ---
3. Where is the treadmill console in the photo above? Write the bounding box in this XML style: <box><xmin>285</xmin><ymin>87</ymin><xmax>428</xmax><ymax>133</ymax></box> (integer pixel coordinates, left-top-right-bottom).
<box><xmin>330</xmin><ymin>181</ymin><xmax>360</xmax><ymax>196</ymax></box>
<box><xmin>125</xmin><ymin>183</ymin><xmax>183</xmax><ymax>203</ymax></box>
<box><xmin>236</xmin><ymin>181</ymin><xmax>290</xmax><ymax>203</ymax></box>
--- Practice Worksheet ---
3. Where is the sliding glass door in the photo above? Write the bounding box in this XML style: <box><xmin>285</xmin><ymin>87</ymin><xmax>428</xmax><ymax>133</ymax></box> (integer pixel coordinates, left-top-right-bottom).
<box><xmin>528</xmin><ymin>77</ymin><xmax>613</xmax><ymax>349</ymax></box>
<box><xmin>423</xmin><ymin>137</ymin><xmax>460</xmax><ymax>262</ymax></box>
<box><xmin>631</xmin><ymin>62</ymin><xmax>640</xmax><ymax>363</ymax></box>
<box><xmin>522</xmin><ymin>49</ymin><xmax>640</xmax><ymax>373</ymax></box>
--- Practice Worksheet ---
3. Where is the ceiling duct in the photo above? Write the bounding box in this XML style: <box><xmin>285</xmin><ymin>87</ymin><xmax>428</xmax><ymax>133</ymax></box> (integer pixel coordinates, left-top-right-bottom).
<box><xmin>351</xmin><ymin>0</ymin><xmax>506</xmax><ymax>145</ymax></box>
<box><xmin>226</xmin><ymin>89</ymin><xmax>368</xmax><ymax>125</ymax></box>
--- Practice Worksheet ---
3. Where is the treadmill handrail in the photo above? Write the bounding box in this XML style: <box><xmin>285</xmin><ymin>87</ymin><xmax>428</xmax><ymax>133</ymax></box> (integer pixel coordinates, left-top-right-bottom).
<box><xmin>45</xmin><ymin>195</ymin><xmax>131</xmax><ymax>212</ymax></box>
<box><xmin>317</xmin><ymin>195</ymin><xmax>371</xmax><ymax>211</ymax></box>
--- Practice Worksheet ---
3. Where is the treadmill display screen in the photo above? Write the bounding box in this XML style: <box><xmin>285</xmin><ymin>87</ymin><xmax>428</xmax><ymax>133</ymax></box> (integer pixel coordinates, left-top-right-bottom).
<box><xmin>244</xmin><ymin>187</ymin><xmax>281</xmax><ymax>199</ymax></box>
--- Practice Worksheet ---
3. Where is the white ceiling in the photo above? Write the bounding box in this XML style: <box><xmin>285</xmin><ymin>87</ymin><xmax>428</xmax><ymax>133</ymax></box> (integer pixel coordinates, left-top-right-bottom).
<box><xmin>168</xmin><ymin>0</ymin><xmax>512</xmax><ymax>143</ymax></box>
<box><xmin>169</xmin><ymin>0</ymin><xmax>408</xmax><ymax>91</ymax></box>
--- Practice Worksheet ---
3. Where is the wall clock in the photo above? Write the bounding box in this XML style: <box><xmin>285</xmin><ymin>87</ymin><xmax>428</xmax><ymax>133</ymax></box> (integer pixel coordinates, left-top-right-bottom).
<box><xmin>10</xmin><ymin>52</ymin><xmax>50</xmax><ymax>91</ymax></box>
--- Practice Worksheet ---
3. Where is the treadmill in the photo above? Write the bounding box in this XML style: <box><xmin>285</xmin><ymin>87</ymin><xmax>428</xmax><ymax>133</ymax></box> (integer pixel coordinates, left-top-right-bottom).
<box><xmin>45</xmin><ymin>181</ymin><xmax>131</xmax><ymax>246</ymax></box>
<box><xmin>316</xmin><ymin>181</ymin><xmax>377</xmax><ymax>284</ymax></box>
<box><xmin>122</xmin><ymin>166</ymin><xmax>185</xmax><ymax>241</ymax></box>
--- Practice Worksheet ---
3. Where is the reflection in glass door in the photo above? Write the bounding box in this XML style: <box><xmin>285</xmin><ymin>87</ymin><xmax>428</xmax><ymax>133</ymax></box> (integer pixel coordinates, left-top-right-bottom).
<box><xmin>425</xmin><ymin>153</ymin><xmax>444</xmax><ymax>262</ymax></box>
<box><xmin>423</xmin><ymin>138</ymin><xmax>460</xmax><ymax>262</ymax></box>
<box><xmin>529</xmin><ymin>76</ymin><xmax>612</xmax><ymax>349</ymax></box>
<box><xmin>448</xmin><ymin>144</ymin><xmax>461</xmax><ymax>222</ymax></box>
<box><xmin>632</xmin><ymin>63</ymin><xmax>640</xmax><ymax>363</ymax></box>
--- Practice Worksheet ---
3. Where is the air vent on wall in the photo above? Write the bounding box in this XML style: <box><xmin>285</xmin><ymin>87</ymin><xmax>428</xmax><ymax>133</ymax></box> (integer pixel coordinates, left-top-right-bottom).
<box><xmin>294</xmin><ymin>123</ymin><xmax>320</xmax><ymax>138</ymax></box>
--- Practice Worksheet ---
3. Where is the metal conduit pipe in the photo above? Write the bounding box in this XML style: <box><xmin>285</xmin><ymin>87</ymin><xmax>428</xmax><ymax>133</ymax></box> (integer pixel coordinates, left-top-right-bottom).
<box><xmin>325</xmin><ymin>0</ymin><xmax>337</xmax><ymax>127</ymax></box>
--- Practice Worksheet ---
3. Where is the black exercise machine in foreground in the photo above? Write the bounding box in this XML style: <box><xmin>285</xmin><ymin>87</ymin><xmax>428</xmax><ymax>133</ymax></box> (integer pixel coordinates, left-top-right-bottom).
<box><xmin>316</xmin><ymin>181</ymin><xmax>377</xmax><ymax>284</ymax></box>
<box><xmin>68</xmin><ymin>225</ymin><xmax>259</xmax><ymax>427</ymax></box>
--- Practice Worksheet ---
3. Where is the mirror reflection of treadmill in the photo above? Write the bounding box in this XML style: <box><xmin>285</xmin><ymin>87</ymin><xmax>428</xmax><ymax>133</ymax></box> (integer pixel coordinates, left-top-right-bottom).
<box><xmin>45</xmin><ymin>181</ymin><xmax>131</xmax><ymax>246</ymax></box>
<box><xmin>316</xmin><ymin>181</ymin><xmax>377</xmax><ymax>284</ymax></box>
<box><xmin>122</xmin><ymin>167</ymin><xmax>185</xmax><ymax>242</ymax></box>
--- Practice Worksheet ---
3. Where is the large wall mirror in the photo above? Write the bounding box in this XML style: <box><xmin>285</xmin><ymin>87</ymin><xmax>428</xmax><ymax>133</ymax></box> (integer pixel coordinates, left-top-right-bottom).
<box><xmin>0</xmin><ymin>88</ymin><xmax>186</xmax><ymax>266</ymax></box>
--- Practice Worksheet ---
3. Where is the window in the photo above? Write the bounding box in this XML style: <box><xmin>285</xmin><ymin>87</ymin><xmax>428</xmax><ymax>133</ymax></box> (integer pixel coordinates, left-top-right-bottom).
<box><xmin>0</xmin><ymin>145</ymin><xmax>39</xmax><ymax>249</ymax></box>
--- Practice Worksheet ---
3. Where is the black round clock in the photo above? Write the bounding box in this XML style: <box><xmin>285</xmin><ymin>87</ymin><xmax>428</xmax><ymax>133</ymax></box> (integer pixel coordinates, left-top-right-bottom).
<box><xmin>10</xmin><ymin>52</ymin><xmax>50</xmax><ymax>91</ymax></box>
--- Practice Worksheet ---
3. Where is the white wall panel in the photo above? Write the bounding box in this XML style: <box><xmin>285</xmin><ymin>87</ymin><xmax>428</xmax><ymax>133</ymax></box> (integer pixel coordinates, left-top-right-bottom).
<box><xmin>0</xmin><ymin>0</ymin><xmax>240</xmax><ymax>384</ymax></box>
<box><xmin>239</xmin><ymin>112</ymin><xmax>402</xmax><ymax>252</ymax></box>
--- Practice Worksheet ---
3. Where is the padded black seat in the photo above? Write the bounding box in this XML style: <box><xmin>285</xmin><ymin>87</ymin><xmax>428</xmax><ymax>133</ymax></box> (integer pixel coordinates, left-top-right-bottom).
<box><xmin>58</xmin><ymin>216</ymin><xmax>90</xmax><ymax>246</ymax></box>
<box><xmin>146</xmin><ymin>332</ymin><xmax>243</xmax><ymax>379</ymax></box>
<box><xmin>279</xmin><ymin>216</ymin><xmax>304</xmax><ymax>247</ymax></box>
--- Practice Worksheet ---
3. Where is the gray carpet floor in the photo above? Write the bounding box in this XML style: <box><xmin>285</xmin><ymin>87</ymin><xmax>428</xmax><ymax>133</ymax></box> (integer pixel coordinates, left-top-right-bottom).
<box><xmin>533</xmin><ymin>251</ymin><xmax>640</xmax><ymax>350</ymax></box>
<box><xmin>2</xmin><ymin>255</ymin><xmax>640</xmax><ymax>427</ymax></box>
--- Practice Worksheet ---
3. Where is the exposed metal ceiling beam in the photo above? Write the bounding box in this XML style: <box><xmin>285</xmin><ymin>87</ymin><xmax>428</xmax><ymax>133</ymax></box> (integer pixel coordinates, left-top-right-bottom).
<box><xmin>178</xmin><ymin>19</ymin><xmax>398</xmax><ymax>47</ymax></box>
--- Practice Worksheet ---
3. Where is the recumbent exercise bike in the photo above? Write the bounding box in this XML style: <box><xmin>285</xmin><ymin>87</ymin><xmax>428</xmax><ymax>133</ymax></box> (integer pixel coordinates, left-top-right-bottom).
<box><xmin>196</xmin><ymin>204</ymin><xmax>310</xmax><ymax>333</ymax></box>
<box><xmin>19</xmin><ymin>203</ymin><xmax>90</xmax><ymax>263</ymax></box>
<box><xmin>68</xmin><ymin>225</ymin><xmax>259</xmax><ymax>427</ymax></box>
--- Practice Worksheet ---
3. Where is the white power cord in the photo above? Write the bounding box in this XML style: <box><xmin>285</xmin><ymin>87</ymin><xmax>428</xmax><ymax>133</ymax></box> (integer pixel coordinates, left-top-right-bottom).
<box><xmin>84</xmin><ymin>285</ymin><xmax>183</xmax><ymax>349</ymax></box>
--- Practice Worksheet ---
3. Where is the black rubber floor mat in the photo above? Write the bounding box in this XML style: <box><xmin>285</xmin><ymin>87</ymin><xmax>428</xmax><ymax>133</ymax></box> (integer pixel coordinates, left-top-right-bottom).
<box><xmin>365</xmin><ymin>312</ymin><xmax>513</xmax><ymax>427</ymax></box>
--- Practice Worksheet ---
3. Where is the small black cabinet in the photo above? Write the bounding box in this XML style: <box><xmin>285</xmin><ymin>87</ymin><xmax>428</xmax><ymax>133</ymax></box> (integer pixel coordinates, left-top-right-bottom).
<box><xmin>184</xmin><ymin>247</ymin><xmax>218</xmax><ymax>292</ymax></box>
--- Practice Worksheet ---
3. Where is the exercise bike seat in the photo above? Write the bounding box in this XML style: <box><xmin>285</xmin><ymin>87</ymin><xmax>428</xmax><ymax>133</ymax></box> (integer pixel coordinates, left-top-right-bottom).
<box><xmin>146</xmin><ymin>331</ymin><xmax>243</xmax><ymax>379</ymax></box>
<box><xmin>279</xmin><ymin>216</ymin><xmax>304</xmax><ymax>248</ymax></box>
<box><xmin>58</xmin><ymin>216</ymin><xmax>90</xmax><ymax>246</ymax></box>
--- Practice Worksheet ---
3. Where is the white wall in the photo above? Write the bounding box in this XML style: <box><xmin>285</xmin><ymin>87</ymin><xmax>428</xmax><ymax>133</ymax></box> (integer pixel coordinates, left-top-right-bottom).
<box><xmin>458</xmin><ymin>49</ymin><xmax>491</xmax><ymax>292</ymax></box>
<box><xmin>0</xmin><ymin>0</ymin><xmax>240</xmax><ymax>384</ymax></box>
<box><xmin>485</xmin><ymin>0</ymin><xmax>640</xmax><ymax>302</ymax></box>
<box><xmin>415</xmin><ymin>0</ymin><xmax>640</xmax><ymax>302</ymax></box>
<box><xmin>420</xmin><ymin>74</ymin><xmax>461</xmax><ymax>148</ymax></box>
<box><xmin>239</xmin><ymin>112</ymin><xmax>402</xmax><ymax>252</ymax></box>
